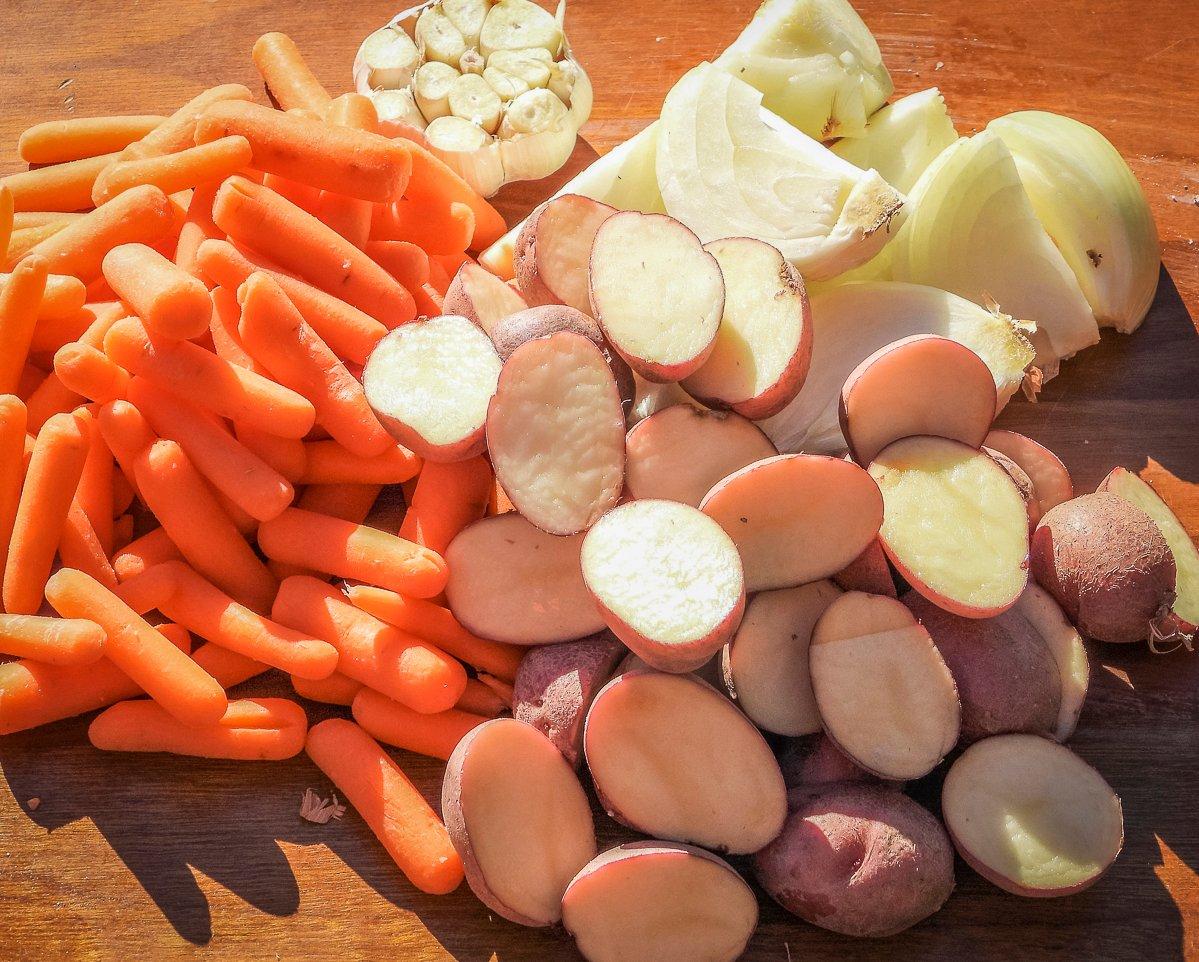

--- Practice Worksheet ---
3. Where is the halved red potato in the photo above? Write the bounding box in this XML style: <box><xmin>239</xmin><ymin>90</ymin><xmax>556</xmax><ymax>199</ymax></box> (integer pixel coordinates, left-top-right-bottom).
<box><xmin>584</xmin><ymin>670</ymin><xmax>787</xmax><ymax>854</ymax></box>
<box><xmin>580</xmin><ymin>500</ymin><xmax>745</xmax><ymax>673</ymax></box>
<box><xmin>680</xmin><ymin>237</ymin><xmax>812</xmax><ymax>420</ymax></box>
<box><xmin>562</xmin><ymin>842</ymin><xmax>758</xmax><ymax>962</ymax></box>
<box><xmin>840</xmin><ymin>335</ymin><xmax>996</xmax><ymax>467</ymax></box>
<box><xmin>869</xmin><ymin>436</ymin><xmax>1030</xmax><ymax>618</ymax></box>
<box><xmin>589</xmin><ymin>212</ymin><xmax>724</xmax><ymax>382</ymax></box>
<box><xmin>985</xmin><ymin>446</ymin><xmax>1041</xmax><ymax>528</ymax></box>
<box><xmin>486</xmin><ymin>331</ymin><xmax>625</xmax><ymax>535</ymax></box>
<box><xmin>700</xmin><ymin>454</ymin><xmax>883</xmax><ymax>592</ymax></box>
<box><xmin>810</xmin><ymin>592</ymin><xmax>961</xmax><ymax>781</ymax></box>
<box><xmin>515</xmin><ymin>194</ymin><xmax>617</xmax><ymax>315</ymax></box>
<box><xmin>721</xmin><ymin>580</ymin><xmax>842</xmax><ymax>737</ymax></box>
<box><xmin>625</xmin><ymin>404</ymin><xmax>777</xmax><ymax>507</ymax></box>
<box><xmin>445</xmin><ymin>513</ymin><xmax>606</xmax><ymax>645</ymax></box>
<box><xmin>363</xmin><ymin>314</ymin><xmax>501</xmax><ymax>462</ymax></box>
<box><xmin>984</xmin><ymin>429</ymin><xmax>1074</xmax><ymax>516</ymax></box>
<box><xmin>942</xmin><ymin>734</ymin><xmax>1123</xmax><ymax>898</ymax></box>
<box><xmin>442</xmin><ymin>718</ymin><xmax>597</xmax><ymax>926</ymax></box>
<box><xmin>444</xmin><ymin>262</ymin><xmax>529</xmax><ymax>337</ymax></box>
<box><xmin>832</xmin><ymin>539</ymin><xmax>896</xmax><ymax>597</ymax></box>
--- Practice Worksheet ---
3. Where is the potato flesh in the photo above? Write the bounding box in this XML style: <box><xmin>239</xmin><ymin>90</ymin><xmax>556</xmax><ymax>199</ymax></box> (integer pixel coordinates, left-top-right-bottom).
<box><xmin>528</xmin><ymin>195</ymin><xmax>615</xmax><ymax>314</ymax></box>
<box><xmin>942</xmin><ymin>734</ymin><xmax>1122</xmax><ymax>894</ymax></box>
<box><xmin>487</xmin><ymin>333</ymin><xmax>624</xmax><ymax>535</ymax></box>
<box><xmin>584</xmin><ymin>672</ymin><xmax>786</xmax><ymax>853</ymax></box>
<box><xmin>984</xmin><ymin>429</ymin><xmax>1074</xmax><ymax>516</ymax></box>
<box><xmin>625</xmin><ymin>404</ymin><xmax>777</xmax><ymax>507</ymax></box>
<box><xmin>870</xmin><ymin>436</ymin><xmax>1029</xmax><ymax>614</ymax></box>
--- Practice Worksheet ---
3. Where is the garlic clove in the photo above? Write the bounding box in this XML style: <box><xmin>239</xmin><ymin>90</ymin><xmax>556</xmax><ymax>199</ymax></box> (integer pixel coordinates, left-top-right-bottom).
<box><xmin>483</xmin><ymin>66</ymin><xmax>530</xmax><ymax>102</ymax></box>
<box><xmin>441</xmin><ymin>0</ymin><xmax>489</xmax><ymax>47</ymax></box>
<box><xmin>427</xmin><ymin>119</ymin><xmax>507</xmax><ymax>198</ymax></box>
<box><xmin>426</xmin><ymin>114</ymin><xmax>493</xmax><ymax>152</ymax></box>
<box><xmin>449</xmin><ymin>73</ymin><xmax>503</xmax><ymax>134</ymax></box>
<box><xmin>547</xmin><ymin>58</ymin><xmax>579</xmax><ymax>104</ymax></box>
<box><xmin>369</xmin><ymin>87</ymin><xmax>429</xmax><ymax>134</ymax></box>
<box><xmin>357</xmin><ymin>26</ymin><xmax>422</xmax><ymax>91</ymax></box>
<box><xmin>416</xmin><ymin>6</ymin><xmax>468</xmax><ymax>66</ymax></box>
<box><xmin>480</xmin><ymin>0</ymin><xmax>564</xmax><ymax>58</ymax></box>
<box><xmin>414</xmin><ymin>60</ymin><xmax>462</xmax><ymax>120</ymax></box>
<box><xmin>459</xmin><ymin>48</ymin><xmax>486</xmax><ymax>75</ymax></box>
<box><xmin>499</xmin><ymin>87</ymin><xmax>569</xmax><ymax>139</ymax></box>
<box><xmin>489</xmin><ymin>48</ymin><xmax>553</xmax><ymax>86</ymax></box>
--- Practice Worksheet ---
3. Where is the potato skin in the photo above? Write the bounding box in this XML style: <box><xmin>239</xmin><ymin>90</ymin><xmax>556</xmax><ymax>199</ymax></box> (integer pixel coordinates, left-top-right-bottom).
<box><xmin>776</xmin><ymin>733</ymin><xmax>877</xmax><ymax>798</ymax></box>
<box><xmin>1031</xmin><ymin>493</ymin><xmax>1176</xmax><ymax>643</ymax></box>
<box><xmin>754</xmin><ymin>785</ymin><xmax>954</xmax><ymax>938</ymax></box>
<box><xmin>903</xmin><ymin>592</ymin><xmax>1060</xmax><ymax>743</ymax></box>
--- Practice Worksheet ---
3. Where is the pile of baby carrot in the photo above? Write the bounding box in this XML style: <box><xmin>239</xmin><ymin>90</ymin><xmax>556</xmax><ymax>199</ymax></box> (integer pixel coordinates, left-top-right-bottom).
<box><xmin>0</xmin><ymin>32</ymin><xmax>521</xmax><ymax>897</ymax></box>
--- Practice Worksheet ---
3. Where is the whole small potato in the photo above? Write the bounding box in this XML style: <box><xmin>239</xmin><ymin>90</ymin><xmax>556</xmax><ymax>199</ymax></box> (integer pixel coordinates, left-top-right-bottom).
<box><xmin>1031</xmin><ymin>493</ymin><xmax>1176</xmax><ymax>644</ymax></box>
<box><xmin>775</xmin><ymin>733</ymin><xmax>877</xmax><ymax>798</ymax></box>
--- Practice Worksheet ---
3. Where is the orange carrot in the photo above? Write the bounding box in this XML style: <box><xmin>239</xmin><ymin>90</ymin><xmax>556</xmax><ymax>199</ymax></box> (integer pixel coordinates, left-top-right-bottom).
<box><xmin>132</xmin><ymin>439</ymin><xmax>278</xmax><ymax>613</ymax></box>
<box><xmin>13</xmin><ymin>211</ymin><xmax>84</xmax><ymax>230</ymax></box>
<box><xmin>345</xmin><ymin>585</ymin><xmax>525</xmax><ymax>682</ymax></box>
<box><xmin>112</xmin><ymin>470</ymin><xmax>135</xmax><ymax>515</ymax></box>
<box><xmin>369</xmin><ymin>200</ymin><xmax>474</xmax><ymax>255</ymax></box>
<box><xmin>456</xmin><ymin>678</ymin><xmax>509</xmax><ymax>718</ymax></box>
<box><xmin>23</xmin><ymin>184</ymin><xmax>174</xmax><ymax>282</ymax></box>
<box><xmin>414</xmin><ymin>283</ymin><xmax>444</xmax><ymax>318</ymax></box>
<box><xmin>16</xmin><ymin>364</ymin><xmax>45</xmax><ymax>401</ymax></box>
<box><xmin>18</xmin><ymin>115</ymin><xmax>166</xmax><ymax>165</ymax></box>
<box><xmin>324</xmin><ymin>93</ymin><xmax>378</xmax><ymax>131</ymax></box>
<box><xmin>260</xmin><ymin>508</ymin><xmax>446</xmax><ymax>599</ymax></box>
<box><xmin>112</xmin><ymin>512</ymin><xmax>135</xmax><ymax>550</ymax></box>
<box><xmin>399</xmin><ymin>456</ymin><xmax>492</xmax><ymax>556</ymax></box>
<box><xmin>127</xmin><ymin>377</ymin><xmax>294</xmax><ymax>522</ymax></box>
<box><xmin>488</xmin><ymin>477</ymin><xmax>516</xmax><ymax>516</ymax></box>
<box><xmin>96</xmin><ymin>397</ymin><xmax>156</xmax><ymax>494</ymax></box>
<box><xmin>364</xmin><ymin>240</ymin><xmax>429</xmax><ymax>293</ymax></box>
<box><xmin>232</xmin><ymin>422</ymin><xmax>308</xmax><ymax>483</ymax></box>
<box><xmin>3</xmin><ymin>410</ymin><xmax>89</xmax><ymax>613</ymax></box>
<box><xmin>89</xmin><ymin>696</ymin><xmax>308</xmax><ymax>760</ymax></box>
<box><xmin>45</xmin><ymin>567</ymin><xmax>226</xmax><ymax>725</ymax></box>
<box><xmin>25</xmin><ymin>303</ymin><xmax>127</xmax><ymax>431</ymax></box>
<box><xmin>191</xmin><ymin>641</ymin><xmax>272</xmax><ymax>689</ymax></box>
<box><xmin>238</xmin><ymin>272</ymin><xmax>391</xmax><ymax>458</ymax></box>
<box><xmin>22</xmin><ymin>283</ymin><xmax>102</xmax><ymax>345</ymax></box>
<box><xmin>58</xmin><ymin>501</ymin><xmax>119</xmax><ymax>589</ymax></box>
<box><xmin>103</xmin><ymin>316</ymin><xmax>316</xmax><ymax>438</ymax></box>
<box><xmin>211</xmin><ymin>177</ymin><xmax>415</xmax><ymax>325</ymax></box>
<box><xmin>260</xmin><ymin>173</ymin><xmax>321</xmax><ymax>213</ymax></box>
<box><xmin>4</xmin><ymin>222</ymin><xmax>70</xmax><ymax>270</ymax></box>
<box><xmin>291</xmin><ymin>671</ymin><xmax>363</xmax><ymax>706</ymax></box>
<box><xmin>402</xmin><ymin>140</ymin><xmax>507</xmax><ymax>249</ymax></box>
<box><xmin>206</xmin><ymin>284</ymin><xmax>263</xmax><ymax>373</ymax></box>
<box><xmin>75</xmin><ymin>417</ymin><xmax>114</xmax><ymax>553</ymax></box>
<box><xmin>477</xmin><ymin>672</ymin><xmax>514</xmax><ymax>708</ymax></box>
<box><xmin>0</xmin><ymin>613</ymin><xmax>104</xmax><ymax>666</ymax></box>
<box><xmin>0</xmin><ymin>186</ymin><xmax>11</xmax><ymax>260</ymax></box>
<box><xmin>251</xmin><ymin>33</ymin><xmax>333</xmax><ymax>113</ymax></box>
<box><xmin>0</xmin><ymin>256</ymin><xmax>49</xmax><ymax>395</ymax></box>
<box><xmin>305</xmin><ymin>719</ymin><xmax>464</xmax><ymax>895</ymax></box>
<box><xmin>174</xmin><ymin>182</ymin><xmax>222</xmax><ymax>277</ymax></box>
<box><xmin>426</xmin><ymin>256</ymin><xmax>451</xmax><ymax>296</ymax></box>
<box><xmin>52</xmin><ymin>342</ymin><xmax>130</xmax><ymax>402</ymax></box>
<box><xmin>352</xmin><ymin>687</ymin><xmax>486</xmax><ymax>761</ymax></box>
<box><xmin>316</xmin><ymin>94</ymin><xmax>379</xmax><ymax>248</ymax></box>
<box><xmin>92</xmin><ymin>136</ymin><xmax>253</xmax><ymax>206</ymax></box>
<box><xmin>102</xmin><ymin>243</ymin><xmax>212</xmax><ymax>340</ymax></box>
<box><xmin>0</xmin><ymin>153</ymin><xmax>120</xmax><ymax>213</ymax></box>
<box><xmin>299</xmin><ymin>482</ymin><xmax>380</xmax><ymax>522</ymax></box>
<box><xmin>299</xmin><ymin>439</ymin><xmax>421</xmax><ymax>485</ymax></box>
<box><xmin>113</xmin><ymin>526</ymin><xmax>183</xmax><ymax>581</ymax></box>
<box><xmin>0</xmin><ymin>395</ymin><xmax>28</xmax><ymax>577</ymax></box>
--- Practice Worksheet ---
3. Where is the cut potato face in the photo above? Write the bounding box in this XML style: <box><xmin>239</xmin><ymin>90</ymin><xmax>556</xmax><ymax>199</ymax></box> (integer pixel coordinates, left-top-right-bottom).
<box><xmin>625</xmin><ymin>404</ymin><xmax>777</xmax><ymax>507</ymax></box>
<box><xmin>589</xmin><ymin>211</ymin><xmax>724</xmax><ymax>382</ymax></box>
<box><xmin>942</xmin><ymin>734</ymin><xmax>1123</xmax><ymax>897</ymax></box>
<box><xmin>562</xmin><ymin>842</ymin><xmax>758</xmax><ymax>962</ymax></box>
<box><xmin>363</xmin><ymin>314</ymin><xmax>501</xmax><ymax>462</ymax></box>
<box><xmin>870</xmin><ymin>435</ymin><xmax>1030</xmax><ymax>617</ymax></box>
<box><xmin>681</xmin><ymin>237</ymin><xmax>812</xmax><ymax>420</ymax></box>
<box><xmin>841</xmin><ymin>335</ymin><xmax>997</xmax><ymax>466</ymax></box>
<box><xmin>486</xmin><ymin>332</ymin><xmax>625</xmax><ymax>535</ymax></box>
<box><xmin>445</xmin><ymin>513</ymin><xmax>606</xmax><ymax>645</ymax></box>
<box><xmin>722</xmin><ymin>580</ymin><xmax>842</xmax><ymax>736</ymax></box>
<box><xmin>701</xmin><ymin>454</ymin><xmax>883</xmax><ymax>592</ymax></box>
<box><xmin>584</xmin><ymin>671</ymin><xmax>786</xmax><ymax>853</ymax></box>
<box><xmin>810</xmin><ymin>592</ymin><xmax>961</xmax><ymax>780</ymax></box>
<box><xmin>984</xmin><ymin>429</ymin><xmax>1074</xmax><ymax>516</ymax></box>
<box><xmin>443</xmin><ymin>718</ymin><xmax>597</xmax><ymax>926</ymax></box>
<box><xmin>581</xmin><ymin>500</ymin><xmax>744</xmax><ymax>672</ymax></box>
<box><xmin>443</xmin><ymin>262</ymin><xmax>529</xmax><ymax>337</ymax></box>
<box><xmin>515</xmin><ymin>194</ymin><xmax>616</xmax><ymax>314</ymax></box>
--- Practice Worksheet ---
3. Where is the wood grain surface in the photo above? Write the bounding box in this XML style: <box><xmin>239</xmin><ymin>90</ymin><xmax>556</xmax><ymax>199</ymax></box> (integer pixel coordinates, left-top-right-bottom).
<box><xmin>1</xmin><ymin>0</ymin><xmax>1197</xmax><ymax>959</ymax></box>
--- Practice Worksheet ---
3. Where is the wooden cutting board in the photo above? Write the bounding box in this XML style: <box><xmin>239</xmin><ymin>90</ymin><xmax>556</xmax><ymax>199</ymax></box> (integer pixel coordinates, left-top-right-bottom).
<box><xmin>1</xmin><ymin>0</ymin><xmax>1197</xmax><ymax>959</ymax></box>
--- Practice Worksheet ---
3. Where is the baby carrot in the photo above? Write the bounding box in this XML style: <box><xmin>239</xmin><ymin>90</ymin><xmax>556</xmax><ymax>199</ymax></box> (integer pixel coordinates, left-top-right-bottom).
<box><xmin>488</xmin><ymin>477</ymin><xmax>516</xmax><ymax>516</ymax></box>
<box><xmin>174</xmin><ymin>182</ymin><xmax>222</xmax><ymax>277</ymax></box>
<box><xmin>352</xmin><ymin>687</ymin><xmax>487</xmax><ymax>761</ymax></box>
<box><xmin>16</xmin><ymin>364</ymin><xmax>45</xmax><ymax>401</ymax></box>
<box><xmin>112</xmin><ymin>512</ymin><xmax>134</xmax><ymax>550</ymax></box>
<box><xmin>0</xmin><ymin>186</ymin><xmax>11</xmax><ymax>260</ymax></box>
<box><xmin>96</xmin><ymin>398</ymin><xmax>156</xmax><ymax>491</ymax></box>
<box><xmin>0</xmin><ymin>613</ymin><xmax>104</xmax><ymax>666</ymax></box>
<box><xmin>25</xmin><ymin>303</ymin><xmax>128</xmax><ymax>431</ymax></box>
<box><xmin>299</xmin><ymin>439</ymin><xmax>421</xmax><ymax>485</ymax></box>
<box><xmin>24</xmin><ymin>184</ymin><xmax>174</xmax><ymax>282</ymax></box>
<box><xmin>18</xmin><ymin>115</ymin><xmax>166</xmax><ymax>165</ymax></box>
<box><xmin>260</xmin><ymin>508</ymin><xmax>447</xmax><ymax>599</ymax></box>
<box><xmin>291</xmin><ymin>671</ymin><xmax>363</xmax><ymax>706</ymax></box>
<box><xmin>211</xmin><ymin>177</ymin><xmax>415</xmax><ymax>326</ymax></box>
<box><xmin>60</xmin><ymin>500</ymin><xmax>119</xmax><ymax>590</ymax></box>
<box><xmin>399</xmin><ymin>457</ymin><xmax>492</xmax><ymax>556</ymax></box>
<box><xmin>0</xmin><ymin>396</ymin><xmax>28</xmax><ymax>577</ymax></box>
<box><xmin>207</xmin><ymin>285</ymin><xmax>256</xmax><ymax>368</ymax></box>
<box><xmin>102</xmin><ymin>243</ymin><xmax>212</xmax><ymax>340</ymax></box>
<box><xmin>345</xmin><ymin>586</ymin><xmax>524</xmax><ymax>682</ymax></box>
<box><xmin>132</xmin><ymin>439</ymin><xmax>278</xmax><ymax>613</ymax></box>
<box><xmin>103</xmin><ymin>317</ymin><xmax>316</xmax><ymax>439</ymax></box>
<box><xmin>128</xmin><ymin>377</ymin><xmax>293</xmax><ymax>522</ymax></box>
<box><xmin>426</xmin><ymin>256</ymin><xmax>451</xmax><ymax>296</ymax></box>
<box><xmin>13</xmin><ymin>212</ymin><xmax>84</xmax><ymax>230</ymax></box>
<box><xmin>91</xmin><ymin>136</ymin><xmax>253</xmax><ymax>206</ymax></box>
<box><xmin>261</xmin><ymin>173</ymin><xmax>321</xmax><ymax>213</ymax></box>
<box><xmin>75</xmin><ymin>418</ymin><xmax>114</xmax><ymax>553</ymax></box>
<box><xmin>238</xmin><ymin>272</ymin><xmax>391</xmax><ymax>458</ymax></box>
<box><xmin>191</xmin><ymin>641</ymin><xmax>272</xmax><ymax>689</ymax></box>
<box><xmin>476</xmin><ymin>672</ymin><xmax>514</xmax><ymax>708</ymax></box>
<box><xmin>251</xmin><ymin>33</ymin><xmax>333</xmax><ymax>113</ymax></box>
<box><xmin>273</xmin><ymin>575</ymin><xmax>465</xmax><ymax>713</ymax></box>
<box><xmin>0</xmin><ymin>256</ymin><xmax>49</xmax><ymax>395</ymax></box>
<box><xmin>300</xmin><ymin>483</ymin><xmax>381</xmax><ymax>522</ymax></box>
<box><xmin>112</xmin><ymin>469</ymin><xmax>135</xmax><ymax>515</ymax></box>
<box><xmin>0</xmin><ymin>153</ymin><xmax>119</xmax><ymax>213</ymax></box>
<box><xmin>45</xmin><ymin>567</ymin><xmax>226</xmax><ymax>725</ymax></box>
<box><xmin>3</xmin><ymin>410</ymin><xmax>90</xmax><ymax>613</ymax></box>
<box><xmin>305</xmin><ymin>718</ymin><xmax>464</xmax><ymax>895</ymax></box>
<box><xmin>456</xmin><ymin>678</ymin><xmax>509</xmax><ymax>718</ymax></box>
<box><xmin>89</xmin><ymin>696</ymin><xmax>308</xmax><ymax>760</ymax></box>
<box><xmin>364</xmin><ymin>240</ymin><xmax>429</xmax><ymax>291</ymax></box>
<box><xmin>232</xmin><ymin>422</ymin><xmax>307</xmax><ymax>483</ymax></box>
<box><xmin>315</xmin><ymin>96</ymin><xmax>378</xmax><ymax>248</ymax></box>
<box><xmin>4</xmin><ymin>223</ymin><xmax>70</xmax><ymax>270</ymax></box>
<box><xmin>402</xmin><ymin>140</ymin><xmax>507</xmax><ymax>250</ymax></box>
<box><xmin>17</xmin><ymin>276</ymin><xmax>91</xmax><ymax>333</ymax></box>
<box><xmin>53</xmin><ymin>342</ymin><xmax>130</xmax><ymax>403</ymax></box>
<box><xmin>369</xmin><ymin>200</ymin><xmax>475</xmax><ymax>255</ymax></box>
<box><xmin>113</xmin><ymin>527</ymin><xmax>183</xmax><ymax>581</ymax></box>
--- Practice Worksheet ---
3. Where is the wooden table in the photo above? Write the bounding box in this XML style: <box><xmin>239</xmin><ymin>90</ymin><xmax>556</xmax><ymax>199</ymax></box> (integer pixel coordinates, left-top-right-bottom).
<box><xmin>1</xmin><ymin>0</ymin><xmax>1197</xmax><ymax>959</ymax></box>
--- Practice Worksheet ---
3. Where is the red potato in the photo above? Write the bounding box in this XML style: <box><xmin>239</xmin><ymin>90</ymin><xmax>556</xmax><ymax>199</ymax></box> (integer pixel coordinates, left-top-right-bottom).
<box><xmin>841</xmin><ymin>335</ymin><xmax>997</xmax><ymax>466</ymax></box>
<box><xmin>775</xmin><ymin>733</ymin><xmax>877</xmax><ymax>796</ymax></box>
<box><xmin>442</xmin><ymin>718</ymin><xmax>597</xmax><ymax>926</ymax></box>
<box><xmin>363</xmin><ymin>314</ymin><xmax>501</xmax><ymax>462</ymax></box>
<box><xmin>589</xmin><ymin>212</ymin><xmax>724</xmax><ymax>382</ymax></box>
<box><xmin>624</xmin><ymin>403</ymin><xmax>777</xmax><ymax>507</ymax></box>
<box><xmin>869</xmin><ymin>436</ymin><xmax>1030</xmax><ymax>618</ymax></box>
<box><xmin>942</xmin><ymin>734</ymin><xmax>1123</xmax><ymax>897</ymax></box>
<box><xmin>486</xmin><ymin>331</ymin><xmax>625</xmax><ymax>535</ymax></box>
<box><xmin>515</xmin><ymin>194</ymin><xmax>617</xmax><ymax>315</ymax></box>
<box><xmin>616</xmin><ymin>650</ymin><xmax>726</xmax><ymax>694</ymax></box>
<box><xmin>680</xmin><ymin>237</ymin><xmax>812</xmax><ymax>420</ymax></box>
<box><xmin>443</xmin><ymin>262</ymin><xmax>529</xmax><ymax>337</ymax></box>
<box><xmin>580</xmin><ymin>500</ymin><xmax>745</xmax><ymax>673</ymax></box>
<box><xmin>831</xmin><ymin>538</ymin><xmax>896</xmax><ymax>597</ymax></box>
<box><xmin>584</xmin><ymin>671</ymin><xmax>787</xmax><ymax>854</ymax></box>
<box><xmin>561</xmin><ymin>842</ymin><xmax>758</xmax><ymax>962</ymax></box>
<box><xmin>700</xmin><ymin>454</ymin><xmax>883</xmax><ymax>592</ymax></box>
<box><xmin>985</xmin><ymin>429</ymin><xmax>1074</xmax><ymax>516</ymax></box>
<box><xmin>1031</xmin><ymin>493</ymin><xmax>1175</xmax><ymax>644</ymax></box>
<box><xmin>512</xmin><ymin>632</ymin><xmax>626</xmax><ymax>768</ymax></box>
<box><xmin>810</xmin><ymin>592</ymin><xmax>961</xmax><ymax>781</ymax></box>
<box><xmin>444</xmin><ymin>513</ymin><xmax>606</xmax><ymax>645</ymax></box>
<box><xmin>754</xmin><ymin>785</ymin><xmax>955</xmax><ymax>938</ymax></box>
<box><xmin>985</xmin><ymin>446</ymin><xmax>1041</xmax><ymax>528</ymax></box>
<box><xmin>721</xmin><ymin>580</ymin><xmax>842</xmax><ymax>737</ymax></box>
